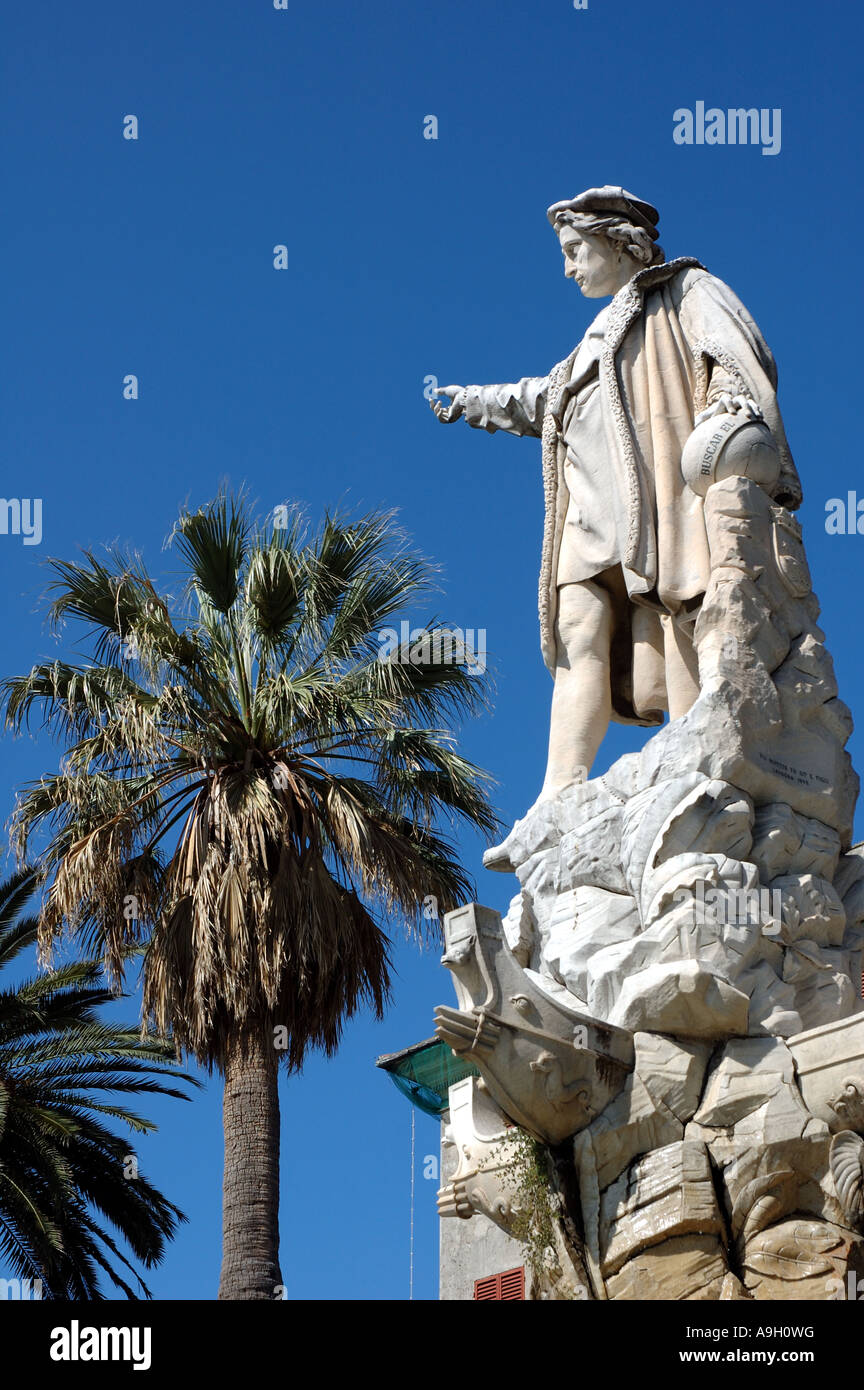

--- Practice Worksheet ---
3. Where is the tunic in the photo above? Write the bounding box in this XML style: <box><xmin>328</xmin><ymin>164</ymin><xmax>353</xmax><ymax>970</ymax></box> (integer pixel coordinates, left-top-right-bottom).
<box><xmin>557</xmin><ymin>305</ymin><xmax>617</xmax><ymax>584</ymax></box>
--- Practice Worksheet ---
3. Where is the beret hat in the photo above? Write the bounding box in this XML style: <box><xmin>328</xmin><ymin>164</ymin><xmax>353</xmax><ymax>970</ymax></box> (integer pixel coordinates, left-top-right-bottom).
<box><xmin>547</xmin><ymin>185</ymin><xmax>660</xmax><ymax>241</ymax></box>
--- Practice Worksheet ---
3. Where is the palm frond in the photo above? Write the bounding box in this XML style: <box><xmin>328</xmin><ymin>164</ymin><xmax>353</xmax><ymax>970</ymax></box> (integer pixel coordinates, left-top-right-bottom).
<box><xmin>0</xmin><ymin>866</ymin><xmax>195</xmax><ymax>1298</ymax></box>
<box><xmin>2</xmin><ymin>494</ymin><xmax>498</xmax><ymax>1077</ymax></box>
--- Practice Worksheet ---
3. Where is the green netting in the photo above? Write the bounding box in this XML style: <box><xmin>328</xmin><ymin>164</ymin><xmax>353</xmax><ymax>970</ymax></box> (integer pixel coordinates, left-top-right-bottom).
<box><xmin>376</xmin><ymin>1037</ymin><xmax>479</xmax><ymax>1116</ymax></box>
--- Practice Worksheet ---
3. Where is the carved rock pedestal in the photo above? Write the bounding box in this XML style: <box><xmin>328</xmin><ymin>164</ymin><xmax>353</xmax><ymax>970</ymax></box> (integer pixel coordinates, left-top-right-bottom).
<box><xmin>436</xmin><ymin>473</ymin><xmax>864</xmax><ymax>1299</ymax></box>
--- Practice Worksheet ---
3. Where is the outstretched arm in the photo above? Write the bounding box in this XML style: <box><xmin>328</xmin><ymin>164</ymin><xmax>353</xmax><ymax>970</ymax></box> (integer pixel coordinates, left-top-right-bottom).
<box><xmin>431</xmin><ymin>377</ymin><xmax>548</xmax><ymax>438</ymax></box>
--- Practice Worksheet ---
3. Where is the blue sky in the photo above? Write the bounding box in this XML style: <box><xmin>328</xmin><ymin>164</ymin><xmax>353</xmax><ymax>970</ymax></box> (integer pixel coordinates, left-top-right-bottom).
<box><xmin>1</xmin><ymin>0</ymin><xmax>862</xmax><ymax>1299</ymax></box>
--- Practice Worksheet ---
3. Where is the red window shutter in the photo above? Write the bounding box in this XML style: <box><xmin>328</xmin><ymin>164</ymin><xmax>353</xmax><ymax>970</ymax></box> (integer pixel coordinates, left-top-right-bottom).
<box><xmin>499</xmin><ymin>1267</ymin><xmax>525</xmax><ymax>1300</ymax></box>
<box><xmin>473</xmin><ymin>1267</ymin><xmax>525</xmax><ymax>1301</ymax></box>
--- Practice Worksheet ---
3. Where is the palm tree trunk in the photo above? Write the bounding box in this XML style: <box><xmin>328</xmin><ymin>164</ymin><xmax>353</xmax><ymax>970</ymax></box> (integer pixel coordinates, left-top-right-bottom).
<box><xmin>218</xmin><ymin>1031</ymin><xmax>283</xmax><ymax>1300</ymax></box>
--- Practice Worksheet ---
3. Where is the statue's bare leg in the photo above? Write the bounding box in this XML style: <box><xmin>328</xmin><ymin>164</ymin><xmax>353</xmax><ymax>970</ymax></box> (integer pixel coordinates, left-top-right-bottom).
<box><xmin>540</xmin><ymin>579</ymin><xmax>613</xmax><ymax>800</ymax></box>
<box><xmin>661</xmin><ymin>613</ymin><xmax>700</xmax><ymax>719</ymax></box>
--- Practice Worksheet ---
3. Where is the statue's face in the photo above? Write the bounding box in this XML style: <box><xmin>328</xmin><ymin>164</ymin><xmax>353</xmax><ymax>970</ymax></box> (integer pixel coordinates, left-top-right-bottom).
<box><xmin>557</xmin><ymin>225</ymin><xmax>633</xmax><ymax>298</ymax></box>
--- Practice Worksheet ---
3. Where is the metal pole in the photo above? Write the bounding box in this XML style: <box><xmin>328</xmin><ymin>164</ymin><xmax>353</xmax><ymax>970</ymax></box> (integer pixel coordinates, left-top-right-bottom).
<box><xmin>409</xmin><ymin>1106</ymin><xmax>416</xmax><ymax>1301</ymax></box>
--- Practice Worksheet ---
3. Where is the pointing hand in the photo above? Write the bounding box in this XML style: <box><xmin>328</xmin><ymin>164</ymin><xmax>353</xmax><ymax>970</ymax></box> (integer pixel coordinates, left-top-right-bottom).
<box><xmin>431</xmin><ymin>385</ymin><xmax>467</xmax><ymax>423</ymax></box>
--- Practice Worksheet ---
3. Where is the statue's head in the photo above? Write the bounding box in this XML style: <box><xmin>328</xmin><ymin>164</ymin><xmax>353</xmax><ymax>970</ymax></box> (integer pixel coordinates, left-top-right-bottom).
<box><xmin>547</xmin><ymin>185</ymin><xmax>664</xmax><ymax>298</ymax></box>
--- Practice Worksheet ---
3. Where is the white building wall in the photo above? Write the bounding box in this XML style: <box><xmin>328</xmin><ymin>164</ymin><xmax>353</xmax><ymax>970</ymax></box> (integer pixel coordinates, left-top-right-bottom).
<box><xmin>438</xmin><ymin>1120</ymin><xmax>525</xmax><ymax>1300</ymax></box>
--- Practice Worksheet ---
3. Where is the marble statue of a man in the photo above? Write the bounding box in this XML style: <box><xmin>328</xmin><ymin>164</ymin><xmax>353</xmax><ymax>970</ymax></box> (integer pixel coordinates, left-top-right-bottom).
<box><xmin>432</xmin><ymin>185</ymin><xmax>801</xmax><ymax>801</ymax></box>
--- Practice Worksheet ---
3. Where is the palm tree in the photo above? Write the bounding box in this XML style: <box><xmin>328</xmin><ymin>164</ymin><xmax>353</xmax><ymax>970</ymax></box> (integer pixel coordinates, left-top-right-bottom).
<box><xmin>0</xmin><ymin>865</ymin><xmax>193</xmax><ymax>1298</ymax></box>
<box><xmin>3</xmin><ymin>494</ymin><xmax>497</xmax><ymax>1298</ymax></box>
